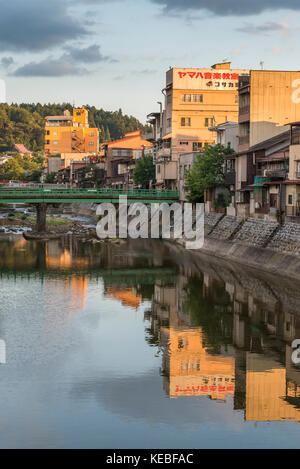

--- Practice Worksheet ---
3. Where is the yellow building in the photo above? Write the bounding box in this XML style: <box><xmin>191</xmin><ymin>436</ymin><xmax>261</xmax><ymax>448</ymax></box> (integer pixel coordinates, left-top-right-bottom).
<box><xmin>45</xmin><ymin>106</ymin><xmax>99</xmax><ymax>170</ymax></box>
<box><xmin>163</xmin><ymin>326</ymin><xmax>235</xmax><ymax>400</ymax></box>
<box><xmin>149</xmin><ymin>62</ymin><xmax>249</xmax><ymax>189</ymax></box>
<box><xmin>246</xmin><ymin>352</ymin><xmax>300</xmax><ymax>422</ymax></box>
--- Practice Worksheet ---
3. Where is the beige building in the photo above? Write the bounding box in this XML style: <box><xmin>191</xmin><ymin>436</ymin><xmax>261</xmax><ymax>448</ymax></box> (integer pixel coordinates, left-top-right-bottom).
<box><xmin>236</xmin><ymin>72</ymin><xmax>300</xmax><ymax>193</ymax></box>
<box><xmin>285</xmin><ymin>122</ymin><xmax>300</xmax><ymax>217</ymax></box>
<box><xmin>148</xmin><ymin>62</ymin><xmax>249</xmax><ymax>189</ymax></box>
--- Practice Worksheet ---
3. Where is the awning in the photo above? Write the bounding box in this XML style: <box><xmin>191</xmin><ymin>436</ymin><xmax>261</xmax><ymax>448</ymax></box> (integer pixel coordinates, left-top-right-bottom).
<box><xmin>162</xmin><ymin>133</ymin><xmax>172</xmax><ymax>140</ymax></box>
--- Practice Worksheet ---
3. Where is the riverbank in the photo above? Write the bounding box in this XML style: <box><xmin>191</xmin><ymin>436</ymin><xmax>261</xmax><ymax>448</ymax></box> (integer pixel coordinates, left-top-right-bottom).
<box><xmin>177</xmin><ymin>213</ymin><xmax>300</xmax><ymax>282</ymax></box>
<box><xmin>0</xmin><ymin>208</ymin><xmax>96</xmax><ymax>238</ymax></box>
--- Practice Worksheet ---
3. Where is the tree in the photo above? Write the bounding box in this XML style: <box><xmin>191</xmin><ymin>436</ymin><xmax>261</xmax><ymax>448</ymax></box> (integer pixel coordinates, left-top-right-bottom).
<box><xmin>133</xmin><ymin>155</ymin><xmax>155</xmax><ymax>189</ymax></box>
<box><xmin>0</xmin><ymin>153</ymin><xmax>44</xmax><ymax>181</ymax></box>
<box><xmin>185</xmin><ymin>144</ymin><xmax>234</xmax><ymax>203</ymax></box>
<box><xmin>0</xmin><ymin>103</ymin><xmax>147</xmax><ymax>151</ymax></box>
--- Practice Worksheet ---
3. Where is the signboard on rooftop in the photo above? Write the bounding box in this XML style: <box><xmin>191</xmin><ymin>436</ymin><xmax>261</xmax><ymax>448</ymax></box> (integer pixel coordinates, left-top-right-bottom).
<box><xmin>171</xmin><ymin>68</ymin><xmax>249</xmax><ymax>91</ymax></box>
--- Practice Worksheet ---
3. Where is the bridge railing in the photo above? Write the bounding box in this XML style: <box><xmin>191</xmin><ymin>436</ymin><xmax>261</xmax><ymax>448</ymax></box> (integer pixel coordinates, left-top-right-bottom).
<box><xmin>0</xmin><ymin>187</ymin><xmax>179</xmax><ymax>199</ymax></box>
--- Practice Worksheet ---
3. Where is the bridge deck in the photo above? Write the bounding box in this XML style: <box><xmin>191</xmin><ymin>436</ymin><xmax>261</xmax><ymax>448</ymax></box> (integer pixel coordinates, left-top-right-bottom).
<box><xmin>0</xmin><ymin>188</ymin><xmax>179</xmax><ymax>204</ymax></box>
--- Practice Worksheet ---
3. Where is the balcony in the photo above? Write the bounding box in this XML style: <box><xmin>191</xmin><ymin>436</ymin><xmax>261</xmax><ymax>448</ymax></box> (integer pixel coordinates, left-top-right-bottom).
<box><xmin>156</xmin><ymin>147</ymin><xmax>171</xmax><ymax>161</ymax></box>
<box><xmin>264</xmin><ymin>169</ymin><xmax>286</xmax><ymax>179</ymax></box>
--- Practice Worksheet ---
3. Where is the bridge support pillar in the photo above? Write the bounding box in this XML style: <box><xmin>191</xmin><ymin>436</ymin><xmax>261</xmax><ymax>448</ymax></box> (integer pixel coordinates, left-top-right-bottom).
<box><xmin>35</xmin><ymin>203</ymin><xmax>47</xmax><ymax>232</ymax></box>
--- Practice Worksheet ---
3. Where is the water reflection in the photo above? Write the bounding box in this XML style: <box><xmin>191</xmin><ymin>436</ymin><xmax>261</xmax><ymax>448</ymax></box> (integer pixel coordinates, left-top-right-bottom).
<box><xmin>146</xmin><ymin>244</ymin><xmax>300</xmax><ymax>422</ymax></box>
<box><xmin>0</xmin><ymin>235</ymin><xmax>300</xmax><ymax>448</ymax></box>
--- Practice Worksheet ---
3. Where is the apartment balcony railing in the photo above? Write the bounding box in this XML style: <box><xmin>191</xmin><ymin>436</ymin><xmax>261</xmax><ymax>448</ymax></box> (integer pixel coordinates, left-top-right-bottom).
<box><xmin>264</xmin><ymin>169</ymin><xmax>286</xmax><ymax>178</ymax></box>
<box><xmin>156</xmin><ymin>147</ymin><xmax>171</xmax><ymax>160</ymax></box>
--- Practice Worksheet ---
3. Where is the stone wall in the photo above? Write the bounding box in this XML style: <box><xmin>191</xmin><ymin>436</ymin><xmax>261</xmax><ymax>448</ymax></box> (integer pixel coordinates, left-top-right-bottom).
<box><xmin>231</xmin><ymin>218</ymin><xmax>279</xmax><ymax>248</ymax></box>
<box><xmin>209</xmin><ymin>215</ymin><xmax>244</xmax><ymax>240</ymax></box>
<box><xmin>204</xmin><ymin>213</ymin><xmax>224</xmax><ymax>236</ymax></box>
<box><xmin>268</xmin><ymin>222</ymin><xmax>300</xmax><ymax>255</ymax></box>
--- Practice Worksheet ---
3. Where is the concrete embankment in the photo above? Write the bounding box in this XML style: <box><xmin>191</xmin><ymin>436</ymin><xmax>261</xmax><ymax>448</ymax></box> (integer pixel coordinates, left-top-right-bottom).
<box><xmin>178</xmin><ymin>213</ymin><xmax>300</xmax><ymax>282</ymax></box>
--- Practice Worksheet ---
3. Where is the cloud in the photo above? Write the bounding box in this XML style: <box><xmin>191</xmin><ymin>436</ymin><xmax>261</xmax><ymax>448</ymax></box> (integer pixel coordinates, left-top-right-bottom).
<box><xmin>64</xmin><ymin>44</ymin><xmax>117</xmax><ymax>63</ymax></box>
<box><xmin>11</xmin><ymin>43</ymin><xmax>117</xmax><ymax>77</ymax></box>
<box><xmin>12</xmin><ymin>57</ymin><xmax>87</xmax><ymax>77</ymax></box>
<box><xmin>0</xmin><ymin>0</ymin><xmax>89</xmax><ymax>52</ymax></box>
<box><xmin>0</xmin><ymin>57</ymin><xmax>14</xmax><ymax>67</ymax></box>
<box><xmin>236</xmin><ymin>21</ymin><xmax>291</xmax><ymax>35</ymax></box>
<box><xmin>131</xmin><ymin>69</ymin><xmax>157</xmax><ymax>75</ymax></box>
<box><xmin>151</xmin><ymin>0</ymin><xmax>300</xmax><ymax>16</ymax></box>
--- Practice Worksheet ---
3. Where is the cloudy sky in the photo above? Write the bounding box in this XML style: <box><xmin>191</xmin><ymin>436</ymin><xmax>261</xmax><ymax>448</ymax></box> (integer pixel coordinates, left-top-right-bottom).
<box><xmin>0</xmin><ymin>0</ymin><xmax>300</xmax><ymax>122</ymax></box>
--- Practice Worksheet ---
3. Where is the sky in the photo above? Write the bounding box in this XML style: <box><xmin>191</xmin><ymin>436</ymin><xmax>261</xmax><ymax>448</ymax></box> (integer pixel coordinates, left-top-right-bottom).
<box><xmin>0</xmin><ymin>0</ymin><xmax>300</xmax><ymax>123</ymax></box>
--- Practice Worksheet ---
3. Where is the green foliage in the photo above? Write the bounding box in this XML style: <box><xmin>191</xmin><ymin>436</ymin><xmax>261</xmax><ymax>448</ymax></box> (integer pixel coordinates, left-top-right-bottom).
<box><xmin>0</xmin><ymin>103</ymin><xmax>147</xmax><ymax>151</ymax></box>
<box><xmin>185</xmin><ymin>144</ymin><xmax>234</xmax><ymax>203</ymax></box>
<box><xmin>45</xmin><ymin>172</ymin><xmax>57</xmax><ymax>183</ymax></box>
<box><xmin>133</xmin><ymin>155</ymin><xmax>155</xmax><ymax>189</ymax></box>
<box><xmin>214</xmin><ymin>191</ymin><xmax>231</xmax><ymax>208</ymax></box>
<box><xmin>0</xmin><ymin>153</ymin><xmax>44</xmax><ymax>181</ymax></box>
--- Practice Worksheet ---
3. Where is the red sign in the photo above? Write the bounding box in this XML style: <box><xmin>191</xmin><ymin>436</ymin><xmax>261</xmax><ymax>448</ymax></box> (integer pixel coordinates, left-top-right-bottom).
<box><xmin>178</xmin><ymin>71</ymin><xmax>240</xmax><ymax>80</ymax></box>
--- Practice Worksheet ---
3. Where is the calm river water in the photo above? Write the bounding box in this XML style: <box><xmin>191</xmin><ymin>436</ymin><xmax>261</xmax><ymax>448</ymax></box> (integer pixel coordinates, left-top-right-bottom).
<box><xmin>0</xmin><ymin>235</ymin><xmax>299</xmax><ymax>448</ymax></box>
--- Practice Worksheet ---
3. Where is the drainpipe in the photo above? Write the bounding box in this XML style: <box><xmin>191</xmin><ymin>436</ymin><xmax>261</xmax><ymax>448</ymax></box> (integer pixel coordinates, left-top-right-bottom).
<box><xmin>157</xmin><ymin>101</ymin><xmax>163</xmax><ymax>139</ymax></box>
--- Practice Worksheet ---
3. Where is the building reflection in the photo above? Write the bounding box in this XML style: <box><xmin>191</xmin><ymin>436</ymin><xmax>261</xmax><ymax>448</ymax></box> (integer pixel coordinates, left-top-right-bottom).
<box><xmin>147</xmin><ymin>258</ymin><xmax>300</xmax><ymax>422</ymax></box>
<box><xmin>105</xmin><ymin>286</ymin><xmax>142</xmax><ymax>310</ymax></box>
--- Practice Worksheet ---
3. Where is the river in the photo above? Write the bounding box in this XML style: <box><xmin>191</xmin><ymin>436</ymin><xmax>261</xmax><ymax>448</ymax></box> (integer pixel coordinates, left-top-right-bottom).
<box><xmin>0</xmin><ymin>235</ymin><xmax>299</xmax><ymax>448</ymax></box>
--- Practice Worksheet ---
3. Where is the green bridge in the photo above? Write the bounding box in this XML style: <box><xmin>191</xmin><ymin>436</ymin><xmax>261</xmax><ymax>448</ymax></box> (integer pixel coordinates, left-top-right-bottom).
<box><xmin>0</xmin><ymin>187</ymin><xmax>179</xmax><ymax>232</ymax></box>
<box><xmin>0</xmin><ymin>187</ymin><xmax>179</xmax><ymax>204</ymax></box>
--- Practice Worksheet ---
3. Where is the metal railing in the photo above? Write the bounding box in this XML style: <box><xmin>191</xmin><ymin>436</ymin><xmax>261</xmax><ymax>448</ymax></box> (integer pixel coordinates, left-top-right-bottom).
<box><xmin>286</xmin><ymin>206</ymin><xmax>300</xmax><ymax>217</ymax></box>
<box><xmin>0</xmin><ymin>187</ymin><xmax>179</xmax><ymax>199</ymax></box>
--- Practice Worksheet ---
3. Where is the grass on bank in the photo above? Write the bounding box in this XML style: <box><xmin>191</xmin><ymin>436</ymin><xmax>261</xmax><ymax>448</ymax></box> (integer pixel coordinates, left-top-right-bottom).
<box><xmin>4</xmin><ymin>213</ymin><xmax>70</xmax><ymax>226</ymax></box>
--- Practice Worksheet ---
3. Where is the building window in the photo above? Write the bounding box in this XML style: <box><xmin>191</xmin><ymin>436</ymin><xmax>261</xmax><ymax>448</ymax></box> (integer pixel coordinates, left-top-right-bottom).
<box><xmin>157</xmin><ymin>165</ymin><xmax>161</xmax><ymax>174</ymax></box>
<box><xmin>288</xmin><ymin>194</ymin><xmax>293</xmax><ymax>205</ymax></box>
<box><xmin>89</xmin><ymin>142</ymin><xmax>94</xmax><ymax>146</ymax></box>
<box><xmin>180</xmin><ymin>141</ymin><xmax>189</xmax><ymax>145</ymax></box>
<box><xmin>205</xmin><ymin>118</ymin><xmax>214</xmax><ymax>127</ymax></box>
<box><xmin>167</xmin><ymin>94</ymin><xmax>172</xmax><ymax>104</ymax></box>
<box><xmin>183</xmin><ymin>94</ymin><xmax>203</xmax><ymax>103</ymax></box>
<box><xmin>193</xmin><ymin>142</ymin><xmax>203</xmax><ymax>152</ymax></box>
<box><xmin>167</xmin><ymin>118</ymin><xmax>171</xmax><ymax>128</ymax></box>
<box><xmin>53</xmin><ymin>131</ymin><xmax>58</xmax><ymax>136</ymax></box>
<box><xmin>53</xmin><ymin>141</ymin><xmax>58</xmax><ymax>145</ymax></box>
<box><xmin>89</xmin><ymin>133</ymin><xmax>94</xmax><ymax>137</ymax></box>
<box><xmin>46</xmin><ymin>140</ymin><xmax>50</xmax><ymax>145</ymax></box>
<box><xmin>45</xmin><ymin>130</ymin><xmax>50</xmax><ymax>135</ymax></box>
<box><xmin>181</xmin><ymin>117</ymin><xmax>191</xmax><ymax>127</ymax></box>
